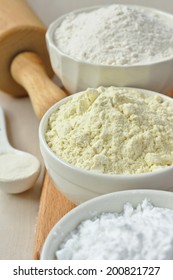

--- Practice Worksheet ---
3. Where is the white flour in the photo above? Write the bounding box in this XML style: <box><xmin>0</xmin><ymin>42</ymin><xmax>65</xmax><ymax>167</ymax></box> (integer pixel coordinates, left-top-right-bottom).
<box><xmin>54</xmin><ymin>5</ymin><xmax>173</xmax><ymax>66</ymax></box>
<box><xmin>46</xmin><ymin>87</ymin><xmax>173</xmax><ymax>174</ymax></box>
<box><xmin>56</xmin><ymin>199</ymin><xmax>173</xmax><ymax>260</ymax></box>
<box><xmin>0</xmin><ymin>153</ymin><xmax>40</xmax><ymax>181</ymax></box>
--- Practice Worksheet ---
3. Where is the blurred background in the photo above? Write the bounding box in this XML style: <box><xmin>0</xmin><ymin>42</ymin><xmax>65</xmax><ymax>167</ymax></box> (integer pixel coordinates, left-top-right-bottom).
<box><xmin>27</xmin><ymin>0</ymin><xmax>173</xmax><ymax>27</ymax></box>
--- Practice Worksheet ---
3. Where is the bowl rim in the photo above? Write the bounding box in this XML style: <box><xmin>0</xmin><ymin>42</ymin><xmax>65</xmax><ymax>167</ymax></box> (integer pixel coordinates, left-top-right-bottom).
<box><xmin>39</xmin><ymin>86</ymin><xmax>173</xmax><ymax>179</ymax></box>
<box><xmin>40</xmin><ymin>189</ymin><xmax>173</xmax><ymax>259</ymax></box>
<box><xmin>46</xmin><ymin>4</ymin><xmax>173</xmax><ymax>68</ymax></box>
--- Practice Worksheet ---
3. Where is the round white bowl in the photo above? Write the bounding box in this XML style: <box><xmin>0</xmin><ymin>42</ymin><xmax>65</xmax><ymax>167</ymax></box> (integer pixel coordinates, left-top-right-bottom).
<box><xmin>46</xmin><ymin>5</ymin><xmax>173</xmax><ymax>95</ymax></box>
<box><xmin>40</xmin><ymin>189</ymin><xmax>173</xmax><ymax>260</ymax></box>
<box><xmin>39</xmin><ymin>88</ymin><xmax>173</xmax><ymax>205</ymax></box>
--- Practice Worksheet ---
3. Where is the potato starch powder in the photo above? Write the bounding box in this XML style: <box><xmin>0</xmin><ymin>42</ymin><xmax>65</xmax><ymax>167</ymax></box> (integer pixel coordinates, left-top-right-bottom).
<box><xmin>56</xmin><ymin>199</ymin><xmax>173</xmax><ymax>260</ymax></box>
<box><xmin>54</xmin><ymin>5</ymin><xmax>173</xmax><ymax>65</ymax></box>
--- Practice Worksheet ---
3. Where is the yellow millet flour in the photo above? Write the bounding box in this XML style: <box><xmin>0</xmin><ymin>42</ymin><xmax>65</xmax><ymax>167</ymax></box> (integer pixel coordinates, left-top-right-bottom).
<box><xmin>45</xmin><ymin>87</ymin><xmax>173</xmax><ymax>174</ymax></box>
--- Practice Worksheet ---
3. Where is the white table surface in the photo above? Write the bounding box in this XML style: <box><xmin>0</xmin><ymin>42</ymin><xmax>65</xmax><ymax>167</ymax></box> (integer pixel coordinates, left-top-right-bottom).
<box><xmin>0</xmin><ymin>0</ymin><xmax>173</xmax><ymax>260</ymax></box>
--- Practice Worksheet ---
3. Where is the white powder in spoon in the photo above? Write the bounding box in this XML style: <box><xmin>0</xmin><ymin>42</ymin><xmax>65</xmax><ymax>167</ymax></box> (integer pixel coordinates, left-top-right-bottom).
<box><xmin>54</xmin><ymin>5</ymin><xmax>173</xmax><ymax>66</ymax></box>
<box><xmin>56</xmin><ymin>199</ymin><xmax>173</xmax><ymax>260</ymax></box>
<box><xmin>0</xmin><ymin>153</ymin><xmax>40</xmax><ymax>181</ymax></box>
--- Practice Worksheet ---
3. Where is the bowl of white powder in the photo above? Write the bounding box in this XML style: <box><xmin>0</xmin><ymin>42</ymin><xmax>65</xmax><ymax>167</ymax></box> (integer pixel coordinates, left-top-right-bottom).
<box><xmin>46</xmin><ymin>4</ymin><xmax>173</xmax><ymax>94</ymax></box>
<box><xmin>40</xmin><ymin>189</ymin><xmax>173</xmax><ymax>260</ymax></box>
<box><xmin>39</xmin><ymin>86</ymin><xmax>173</xmax><ymax>205</ymax></box>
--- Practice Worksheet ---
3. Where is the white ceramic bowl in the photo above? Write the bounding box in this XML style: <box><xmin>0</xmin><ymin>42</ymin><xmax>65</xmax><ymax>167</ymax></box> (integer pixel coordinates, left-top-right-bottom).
<box><xmin>46</xmin><ymin>5</ymin><xmax>173</xmax><ymax>95</ymax></box>
<box><xmin>39</xmin><ymin>88</ymin><xmax>173</xmax><ymax>205</ymax></box>
<box><xmin>40</xmin><ymin>189</ymin><xmax>173</xmax><ymax>260</ymax></box>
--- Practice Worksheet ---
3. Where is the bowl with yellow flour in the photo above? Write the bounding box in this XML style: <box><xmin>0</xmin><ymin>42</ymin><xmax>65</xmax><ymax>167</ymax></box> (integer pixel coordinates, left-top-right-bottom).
<box><xmin>39</xmin><ymin>87</ymin><xmax>173</xmax><ymax>205</ymax></box>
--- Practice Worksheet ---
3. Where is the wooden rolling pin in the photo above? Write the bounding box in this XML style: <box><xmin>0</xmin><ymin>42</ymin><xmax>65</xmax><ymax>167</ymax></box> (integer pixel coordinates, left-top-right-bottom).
<box><xmin>0</xmin><ymin>0</ymin><xmax>75</xmax><ymax>259</ymax></box>
<box><xmin>0</xmin><ymin>0</ymin><xmax>66</xmax><ymax>116</ymax></box>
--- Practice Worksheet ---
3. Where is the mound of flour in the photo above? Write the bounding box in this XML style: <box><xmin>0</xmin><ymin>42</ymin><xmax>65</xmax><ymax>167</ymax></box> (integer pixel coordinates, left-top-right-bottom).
<box><xmin>46</xmin><ymin>87</ymin><xmax>173</xmax><ymax>174</ymax></box>
<box><xmin>56</xmin><ymin>199</ymin><xmax>173</xmax><ymax>260</ymax></box>
<box><xmin>54</xmin><ymin>5</ymin><xmax>173</xmax><ymax>65</ymax></box>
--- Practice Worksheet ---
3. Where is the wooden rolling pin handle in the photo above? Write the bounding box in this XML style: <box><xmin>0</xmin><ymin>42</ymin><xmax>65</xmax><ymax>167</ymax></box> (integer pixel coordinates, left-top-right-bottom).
<box><xmin>11</xmin><ymin>52</ymin><xmax>67</xmax><ymax>119</ymax></box>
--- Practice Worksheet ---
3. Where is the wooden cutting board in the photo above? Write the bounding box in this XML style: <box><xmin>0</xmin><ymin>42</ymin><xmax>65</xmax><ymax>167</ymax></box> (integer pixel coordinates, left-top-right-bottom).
<box><xmin>33</xmin><ymin>173</ymin><xmax>75</xmax><ymax>260</ymax></box>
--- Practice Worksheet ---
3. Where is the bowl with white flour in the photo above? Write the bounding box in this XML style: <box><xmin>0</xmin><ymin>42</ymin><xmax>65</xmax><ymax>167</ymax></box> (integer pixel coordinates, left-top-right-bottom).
<box><xmin>40</xmin><ymin>189</ymin><xmax>173</xmax><ymax>260</ymax></box>
<box><xmin>39</xmin><ymin>86</ymin><xmax>173</xmax><ymax>205</ymax></box>
<box><xmin>46</xmin><ymin>4</ymin><xmax>173</xmax><ymax>94</ymax></box>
